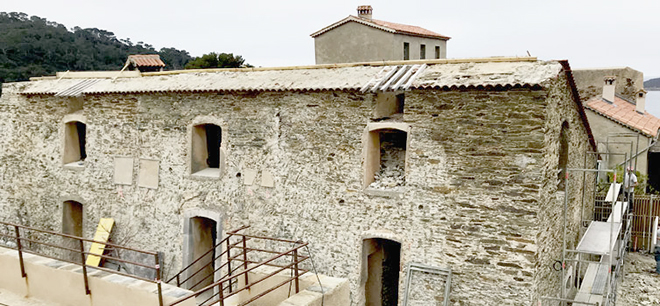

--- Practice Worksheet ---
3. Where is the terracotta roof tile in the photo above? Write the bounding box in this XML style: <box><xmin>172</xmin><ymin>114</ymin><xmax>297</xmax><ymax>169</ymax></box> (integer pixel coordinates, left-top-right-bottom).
<box><xmin>310</xmin><ymin>15</ymin><xmax>450</xmax><ymax>40</ymax></box>
<box><xmin>586</xmin><ymin>96</ymin><xmax>660</xmax><ymax>137</ymax></box>
<box><xmin>128</xmin><ymin>54</ymin><xmax>165</xmax><ymax>67</ymax></box>
<box><xmin>368</xmin><ymin>18</ymin><xmax>449</xmax><ymax>39</ymax></box>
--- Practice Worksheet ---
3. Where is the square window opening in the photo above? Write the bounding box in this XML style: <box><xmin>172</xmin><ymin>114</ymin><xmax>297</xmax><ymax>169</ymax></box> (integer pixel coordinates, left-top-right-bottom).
<box><xmin>420</xmin><ymin>44</ymin><xmax>426</xmax><ymax>59</ymax></box>
<box><xmin>373</xmin><ymin>93</ymin><xmax>404</xmax><ymax>119</ymax></box>
<box><xmin>365</xmin><ymin>129</ymin><xmax>407</xmax><ymax>191</ymax></box>
<box><xmin>192</xmin><ymin>124</ymin><xmax>222</xmax><ymax>177</ymax></box>
<box><xmin>64</xmin><ymin>121</ymin><xmax>86</xmax><ymax>166</ymax></box>
<box><xmin>435</xmin><ymin>46</ymin><xmax>440</xmax><ymax>59</ymax></box>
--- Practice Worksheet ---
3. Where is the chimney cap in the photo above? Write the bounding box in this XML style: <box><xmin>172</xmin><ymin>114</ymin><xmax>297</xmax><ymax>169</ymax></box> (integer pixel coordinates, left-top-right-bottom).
<box><xmin>357</xmin><ymin>5</ymin><xmax>373</xmax><ymax>19</ymax></box>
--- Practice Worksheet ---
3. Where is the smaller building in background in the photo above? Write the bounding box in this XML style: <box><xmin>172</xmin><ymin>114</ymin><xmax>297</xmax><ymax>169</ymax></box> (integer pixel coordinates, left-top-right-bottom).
<box><xmin>584</xmin><ymin>77</ymin><xmax>660</xmax><ymax>190</ymax></box>
<box><xmin>125</xmin><ymin>54</ymin><xmax>166</xmax><ymax>73</ymax></box>
<box><xmin>311</xmin><ymin>5</ymin><xmax>450</xmax><ymax>64</ymax></box>
<box><xmin>572</xmin><ymin>67</ymin><xmax>644</xmax><ymax>102</ymax></box>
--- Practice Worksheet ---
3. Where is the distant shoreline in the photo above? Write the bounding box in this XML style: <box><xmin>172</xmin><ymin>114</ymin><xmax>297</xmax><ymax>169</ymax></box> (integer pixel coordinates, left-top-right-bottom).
<box><xmin>647</xmin><ymin>88</ymin><xmax>660</xmax><ymax>91</ymax></box>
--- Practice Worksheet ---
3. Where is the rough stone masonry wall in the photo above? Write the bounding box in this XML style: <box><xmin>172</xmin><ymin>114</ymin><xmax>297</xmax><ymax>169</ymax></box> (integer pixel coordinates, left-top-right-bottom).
<box><xmin>534</xmin><ymin>74</ymin><xmax>597</xmax><ymax>305</ymax></box>
<box><xmin>0</xmin><ymin>81</ymin><xmax>592</xmax><ymax>305</ymax></box>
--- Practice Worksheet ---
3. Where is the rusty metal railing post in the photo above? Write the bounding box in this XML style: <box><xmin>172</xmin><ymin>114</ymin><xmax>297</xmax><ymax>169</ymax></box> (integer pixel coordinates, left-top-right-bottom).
<box><xmin>79</xmin><ymin>239</ymin><xmax>91</xmax><ymax>295</ymax></box>
<box><xmin>293</xmin><ymin>248</ymin><xmax>299</xmax><ymax>293</ymax></box>
<box><xmin>242</xmin><ymin>235</ymin><xmax>248</xmax><ymax>287</ymax></box>
<box><xmin>155</xmin><ymin>252</ymin><xmax>163</xmax><ymax>306</ymax></box>
<box><xmin>226</xmin><ymin>234</ymin><xmax>232</xmax><ymax>293</ymax></box>
<box><xmin>218</xmin><ymin>280</ymin><xmax>225</xmax><ymax>306</ymax></box>
<box><xmin>176</xmin><ymin>274</ymin><xmax>180</xmax><ymax>287</ymax></box>
<box><xmin>14</xmin><ymin>225</ymin><xmax>26</xmax><ymax>278</ymax></box>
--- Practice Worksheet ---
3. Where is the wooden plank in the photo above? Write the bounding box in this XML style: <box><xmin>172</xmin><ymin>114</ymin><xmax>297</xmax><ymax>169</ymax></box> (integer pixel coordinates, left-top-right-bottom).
<box><xmin>604</xmin><ymin>183</ymin><xmax>621</xmax><ymax>202</ymax></box>
<box><xmin>86</xmin><ymin>218</ymin><xmax>114</xmax><ymax>267</ymax></box>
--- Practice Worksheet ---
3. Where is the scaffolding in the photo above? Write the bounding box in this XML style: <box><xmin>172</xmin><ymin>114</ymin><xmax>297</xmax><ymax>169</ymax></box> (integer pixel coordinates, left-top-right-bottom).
<box><xmin>542</xmin><ymin>150</ymin><xmax>634</xmax><ymax>306</ymax></box>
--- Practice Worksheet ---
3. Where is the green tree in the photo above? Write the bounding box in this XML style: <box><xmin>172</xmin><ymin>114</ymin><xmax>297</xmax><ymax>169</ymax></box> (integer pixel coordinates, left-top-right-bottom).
<box><xmin>0</xmin><ymin>12</ymin><xmax>193</xmax><ymax>95</ymax></box>
<box><xmin>185</xmin><ymin>52</ymin><xmax>250</xmax><ymax>69</ymax></box>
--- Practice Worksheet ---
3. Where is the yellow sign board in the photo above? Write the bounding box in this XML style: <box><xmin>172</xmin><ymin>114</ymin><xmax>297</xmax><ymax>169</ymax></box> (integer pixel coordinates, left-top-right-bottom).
<box><xmin>86</xmin><ymin>218</ymin><xmax>114</xmax><ymax>267</ymax></box>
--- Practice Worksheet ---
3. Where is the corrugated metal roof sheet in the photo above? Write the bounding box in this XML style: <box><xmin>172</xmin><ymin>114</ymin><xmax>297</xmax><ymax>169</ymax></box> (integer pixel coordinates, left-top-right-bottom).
<box><xmin>20</xmin><ymin>60</ymin><xmax>563</xmax><ymax>95</ymax></box>
<box><xmin>54</xmin><ymin>79</ymin><xmax>101</xmax><ymax>97</ymax></box>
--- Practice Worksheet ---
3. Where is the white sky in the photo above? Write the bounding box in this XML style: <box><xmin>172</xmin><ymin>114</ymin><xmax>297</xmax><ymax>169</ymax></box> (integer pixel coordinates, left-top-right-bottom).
<box><xmin>3</xmin><ymin>0</ymin><xmax>660</xmax><ymax>78</ymax></box>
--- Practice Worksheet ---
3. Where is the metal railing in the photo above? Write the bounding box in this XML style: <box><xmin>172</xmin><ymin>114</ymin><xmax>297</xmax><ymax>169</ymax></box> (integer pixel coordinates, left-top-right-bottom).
<box><xmin>0</xmin><ymin>220</ymin><xmax>164</xmax><ymax>306</ymax></box>
<box><xmin>167</xmin><ymin>226</ymin><xmax>310</xmax><ymax>306</ymax></box>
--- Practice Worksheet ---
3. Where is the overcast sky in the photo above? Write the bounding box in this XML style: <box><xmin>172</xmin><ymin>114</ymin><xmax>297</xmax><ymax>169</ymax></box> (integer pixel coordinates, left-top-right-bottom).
<box><xmin>3</xmin><ymin>0</ymin><xmax>660</xmax><ymax>78</ymax></box>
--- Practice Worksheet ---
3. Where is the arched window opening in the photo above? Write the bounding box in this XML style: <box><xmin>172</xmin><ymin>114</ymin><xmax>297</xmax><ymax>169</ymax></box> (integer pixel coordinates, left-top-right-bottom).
<box><xmin>64</xmin><ymin>121</ymin><xmax>86</xmax><ymax>165</ymax></box>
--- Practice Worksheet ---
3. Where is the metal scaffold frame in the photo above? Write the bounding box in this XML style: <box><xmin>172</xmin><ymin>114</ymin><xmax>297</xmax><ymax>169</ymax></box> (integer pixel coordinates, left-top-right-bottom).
<box><xmin>542</xmin><ymin>149</ymin><xmax>634</xmax><ymax>306</ymax></box>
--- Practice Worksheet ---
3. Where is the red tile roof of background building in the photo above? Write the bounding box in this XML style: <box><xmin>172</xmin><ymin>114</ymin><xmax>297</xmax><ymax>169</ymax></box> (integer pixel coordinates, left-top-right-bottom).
<box><xmin>311</xmin><ymin>15</ymin><xmax>450</xmax><ymax>40</ymax></box>
<box><xmin>586</xmin><ymin>95</ymin><xmax>660</xmax><ymax>137</ymax></box>
<box><xmin>128</xmin><ymin>54</ymin><xmax>165</xmax><ymax>67</ymax></box>
<box><xmin>369</xmin><ymin>18</ymin><xmax>448</xmax><ymax>39</ymax></box>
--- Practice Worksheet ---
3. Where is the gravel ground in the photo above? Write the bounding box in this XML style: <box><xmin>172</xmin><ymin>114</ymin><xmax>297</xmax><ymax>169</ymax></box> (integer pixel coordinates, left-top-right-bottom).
<box><xmin>617</xmin><ymin>251</ymin><xmax>660</xmax><ymax>305</ymax></box>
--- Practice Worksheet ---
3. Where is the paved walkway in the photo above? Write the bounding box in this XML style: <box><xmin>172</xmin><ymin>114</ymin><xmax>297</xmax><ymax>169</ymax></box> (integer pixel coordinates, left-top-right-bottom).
<box><xmin>0</xmin><ymin>288</ymin><xmax>57</xmax><ymax>306</ymax></box>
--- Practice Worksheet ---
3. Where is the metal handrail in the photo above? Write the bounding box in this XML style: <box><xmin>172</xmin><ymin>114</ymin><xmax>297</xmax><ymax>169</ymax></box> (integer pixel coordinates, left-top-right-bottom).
<box><xmin>166</xmin><ymin>225</ymin><xmax>249</xmax><ymax>285</ymax></box>
<box><xmin>0</xmin><ymin>220</ymin><xmax>164</xmax><ymax>306</ymax></box>
<box><xmin>167</xmin><ymin>231</ymin><xmax>309</xmax><ymax>306</ymax></box>
<box><xmin>0</xmin><ymin>220</ymin><xmax>157</xmax><ymax>255</ymax></box>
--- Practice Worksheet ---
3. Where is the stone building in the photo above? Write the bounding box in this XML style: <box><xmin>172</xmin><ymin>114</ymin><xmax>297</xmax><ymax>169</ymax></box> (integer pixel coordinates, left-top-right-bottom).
<box><xmin>311</xmin><ymin>5</ymin><xmax>450</xmax><ymax>64</ymax></box>
<box><xmin>0</xmin><ymin>57</ymin><xmax>597</xmax><ymax>305</ymax></box>
<box><xmin>572</xmin><ymin>66</ymin><xmax>644</xmax><ymax>101</ymax></box>
<box><xmin>583</xmin><ymin>77</ymin><xmax>660</xmax><ymax>189</ymax></box>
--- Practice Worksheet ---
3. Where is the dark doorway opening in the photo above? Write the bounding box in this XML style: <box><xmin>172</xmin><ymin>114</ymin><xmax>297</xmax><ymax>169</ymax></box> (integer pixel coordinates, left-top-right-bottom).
<box><xmin>189</xmin><ymin>217</ymin><xmax>217</xmax><ymax>291</ymax></box>
<box><xmin>363</xmin><ymin>238</ymin><xmax>401</xmax><ymax>306</ymax></box>
<box><xmin>648</xmin><ymin>152</ymin><xmax>660</xmax><ymax>192</ymax></box>
<box><xmin>62</xmin><ymin>200</ymin><xmax>83</xmax><ymax>260</ymax></box>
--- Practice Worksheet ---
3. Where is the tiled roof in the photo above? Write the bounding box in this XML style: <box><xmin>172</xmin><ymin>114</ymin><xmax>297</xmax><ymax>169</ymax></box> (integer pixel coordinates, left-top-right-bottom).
<box><xmin>127</xmin><ymin>54</ymin><xmax>165</xmax><ymax>67</ymax></box>
<box><xmin>369</xmin><ymin>18</ymin><xmax>448</xmax><ymax>39</ymax></box>
<box><xmin>310</xmin><ymin>15</ymin><xmax>450</xmax><ymax>40</ymax></box>
<box><xmin>586</xmin><ymin>96</ymin><xmax>660</xmax><ymax>137</ymax></box>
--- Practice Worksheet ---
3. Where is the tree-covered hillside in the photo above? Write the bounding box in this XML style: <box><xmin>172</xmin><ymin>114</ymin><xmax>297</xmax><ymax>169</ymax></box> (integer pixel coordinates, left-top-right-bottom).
<box><xmin>645</xmin><ymin>78</ymin><xmax>660</xmax><ymax>90</ymax></box>
<box><xmin>0</xmin><ymin>12</ymin><xmax>193</xmax><ymax>86</ymax></box>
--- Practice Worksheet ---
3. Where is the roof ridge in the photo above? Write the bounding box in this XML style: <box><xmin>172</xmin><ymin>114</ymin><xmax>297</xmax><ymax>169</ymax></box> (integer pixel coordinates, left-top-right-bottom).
<box><xmin>310</xmin><ymin>15</ymin><xmax>450</xmax><ymax>39</ymax></box>
<box><xmin>28</xmin><ymin>57</ymin><xmax>539</xmax><ymax>80</ymax></box>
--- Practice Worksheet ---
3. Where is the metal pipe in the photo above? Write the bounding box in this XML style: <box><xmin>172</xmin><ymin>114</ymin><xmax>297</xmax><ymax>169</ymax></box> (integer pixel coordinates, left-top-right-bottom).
<box><xmin>79</xmin><ymin>239</ymin><xmax>91</xmax><ymax>295</ymax></box>
<box><xmin>561</xmin><ymin>168</ymin><xmax>569</xmax><ymax>304</ymax></box>
<box><xmin>650</xmin><ymin>195</ymin><xmax>654</xmax><ymax>253</ymax></box>
<box><xmin>14</xmin><ymin>225</ymin><xmax>26</xmax><ymax>278</ymax></box>
<box><xmin>242</xmin><ymin>235</ymin><xmax>248</xmax><ymax>288</ymax></box>
<box><xmin>227</xmin><ymin>234</ymin><xmax>232</xmax><ymax>293</ymax></box>
<box><xmin>293</xmin><ymin>249</ymin><xmax>299</xmax><ymax>293</ymax></box>
<box><xmin>156</xmin><ymin>252</ymin><xmax>163</xmax><ymax>306</ymax></box>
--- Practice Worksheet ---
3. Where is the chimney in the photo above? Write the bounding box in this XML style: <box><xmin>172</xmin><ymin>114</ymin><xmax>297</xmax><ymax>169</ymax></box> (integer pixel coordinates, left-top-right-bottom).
<box><xmin>357</xmin><ymin>5</ymin><xmax>373</xmax><ymax>19</ymax></box>
<box><xmin>636</xmin><ymin>89</ymin><xmax>647</xmax><ymax>114</ymax></box>
<box><xmin>603</xmin><ymin>76</ymin><xmax>616</xmax><ymax>103</ymax></box>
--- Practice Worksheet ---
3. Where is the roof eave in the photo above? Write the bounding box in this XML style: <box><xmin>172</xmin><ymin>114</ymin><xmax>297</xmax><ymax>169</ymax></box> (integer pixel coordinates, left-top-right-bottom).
<box><xmin>585</xmin><ymin>106</ymin><xmax>655</xmax><ymax>138</ymax></box>
<box><xmin>311</xmin><ymin>16</ymin><xmax>396</xmax><ymax>37</ymax></box>
<box><xmin>559</xmin><ymin>60</ymin><xmax>598</xmax><ymax>151</ymax></box>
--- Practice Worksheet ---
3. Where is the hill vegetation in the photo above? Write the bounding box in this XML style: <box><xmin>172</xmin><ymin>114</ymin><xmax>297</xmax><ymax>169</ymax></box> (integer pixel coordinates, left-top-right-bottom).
<box><xmin>0</xmin><ymin>12</ymin><xmax>194</xmax><ymax>85</ymax></box>
<box><xmin>644</xmin><ymin>78</ymin><xmax>660</xmax><ymax>90</ymax></box>
<box><xmin>0</xmin><ymin>12</ymin><xmax>252</xmax><ymax>95</ymax></box>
